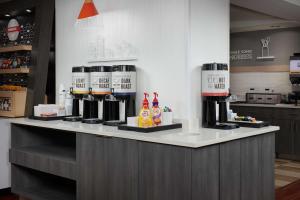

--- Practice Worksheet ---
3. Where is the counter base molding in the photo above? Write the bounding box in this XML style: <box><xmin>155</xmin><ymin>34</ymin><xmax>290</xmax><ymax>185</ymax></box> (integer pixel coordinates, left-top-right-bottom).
<box><xmin>10</xmin><ymin>123</ymin><xmax>276</xmax><ymax>200</ymax></box>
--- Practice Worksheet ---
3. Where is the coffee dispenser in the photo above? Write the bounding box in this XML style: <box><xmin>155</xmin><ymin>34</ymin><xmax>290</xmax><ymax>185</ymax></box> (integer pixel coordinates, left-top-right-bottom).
<box><xmin>82</xmin><ymin>92</ymin><xmax>101</xmax><ymax>124</ymax></box>
<box><xmin>202</xmin><ymin>63</ymin><xmax>238</xmax><ymax>129</ymax></box>
<box><xmin>90</xmin><ymin>66</ymin><xmax>112</xmax><ymax>122</ymax></box>
<box><xmin>289</xmin><ymin>55</ymin><xmax>300</xmax><ymax>105</ymax></box>
<box><xmin>64</xmin><ymin>66</ymin><xmax>90</xmax><ymax>122</ymax></box>
<box><xmin>103</xmin><ymin>65</ymin><xmax>136</xmax><ymax>126</ymax></box>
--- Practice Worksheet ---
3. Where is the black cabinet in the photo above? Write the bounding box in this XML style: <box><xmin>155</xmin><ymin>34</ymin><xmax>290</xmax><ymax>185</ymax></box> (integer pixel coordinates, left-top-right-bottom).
<box><xmin>272</xmin><ymin>119</ymin><xmax>294</xmax><ymax>155</ymax></box>
<box><xmin>139</xmin><ymin>142</ymin><xmax>192</xmax><ymax>200</ymax></box>
<box><xmin>231</xmin><ymin>106</ymin><xmax>272</xmax><ymax>122</ymax></box>
<box><xmin>294</xmin><ymin>120</ymin><xmax>300</xmax><ymax>156</ymax></box>
<box><xmin>231</xmin><ymin>105</ymin><xmax>300</xmax><ymax>160</ymax></box>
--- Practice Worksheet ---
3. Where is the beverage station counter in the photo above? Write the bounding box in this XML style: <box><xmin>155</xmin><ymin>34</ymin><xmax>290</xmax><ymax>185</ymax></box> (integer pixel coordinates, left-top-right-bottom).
<box><xmin>231</xmin><ymin>103</ymin><xmax>300</xmax><ymax>109</ymax></box>
<box><xmin>10</xmin><ymin>118</ymin><xmax>279</xmax><ymax>148</ymax></box>
<box><xmin>9</xmin><ymin>118</ymin><xmax>278</xmax><ymax>200</ymax></box>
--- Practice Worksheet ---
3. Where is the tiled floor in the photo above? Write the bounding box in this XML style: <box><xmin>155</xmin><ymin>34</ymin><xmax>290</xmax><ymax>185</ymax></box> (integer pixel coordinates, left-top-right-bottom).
<box><xmin>275</xmin><ymin>159</ymin><xmax>300</xmax><ymax>189</ymax></box>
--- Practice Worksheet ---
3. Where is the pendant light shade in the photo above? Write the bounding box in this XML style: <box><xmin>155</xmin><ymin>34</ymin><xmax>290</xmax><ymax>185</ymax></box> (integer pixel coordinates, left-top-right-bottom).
<box><xmin>78</xmin><ymin>0</ymin><xmax>99</xmax><ymax>19</ymax></box>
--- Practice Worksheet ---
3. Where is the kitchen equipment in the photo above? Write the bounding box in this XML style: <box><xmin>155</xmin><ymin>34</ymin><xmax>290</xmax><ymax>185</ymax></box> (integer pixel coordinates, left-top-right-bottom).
<box><xmin>104</xmin><ymin>65</ymin><xmax>136</xmax><ymax>126</ymax></box>
<box><xmin>246</xmin><ymin>93</ymin><xmax>281</xmax><ymax>104</ymax></box>
<box><xmin>90</xmin><ymin>66</ymin><xmax>112</xmax><ymax>121</ymax></box>
<box><xmin>72</xmin><ymin>66</ymin><xmax>90</xmax><ymax>95</ymax></box>
<box><xmin>289</xmin><ymin>54</ymin><xmax>300</xmax><ymax>105</ymax></box>
<box><xmin>202</xmin><ymin>63</ymin><xmax>239</xmax><ymax>130</ymax></box>
<box><xmin>64</xmin><ymin>66</ymin><xmax>90</xmax><ymax>122</ymax></box>
<box><xmin>103</xmin><ymin>95</ymin><xmax>120</xmax><ymax>125</ymax></box>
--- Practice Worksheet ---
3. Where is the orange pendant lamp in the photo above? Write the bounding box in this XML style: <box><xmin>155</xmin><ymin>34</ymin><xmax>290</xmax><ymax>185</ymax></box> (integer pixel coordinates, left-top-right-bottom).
<box><xmin>78</xmin><ymin>0</ymin><xmax>99</xmax><ymax>19</ymax></box>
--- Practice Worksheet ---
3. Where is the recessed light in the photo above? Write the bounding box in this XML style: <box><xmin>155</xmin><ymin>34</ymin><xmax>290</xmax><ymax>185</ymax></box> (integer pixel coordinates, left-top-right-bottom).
<box><xmin>26</xmin><ymin>9</ymin><xmax>32</xmax><ymax>13</ymax></box>
<box><xmin>4</xmin><ymin>14</ymin><xmax>10</xmax><ymax>17</ymax></box>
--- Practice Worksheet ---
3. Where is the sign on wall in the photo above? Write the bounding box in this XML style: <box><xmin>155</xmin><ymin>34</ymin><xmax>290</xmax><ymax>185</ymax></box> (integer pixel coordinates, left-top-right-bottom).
<box><xmin>230</xmin><ymin>49</ymin><xmax>253</xmax><ymax>61</ymax></box>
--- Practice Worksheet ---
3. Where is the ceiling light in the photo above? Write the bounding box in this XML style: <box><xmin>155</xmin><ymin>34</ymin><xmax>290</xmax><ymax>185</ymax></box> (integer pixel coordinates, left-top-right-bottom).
<box><xmin>26</xmin><ymin>9</ymin><xmax>32</xmax><ymax>13</ymax></box>
<box><xmin>4</xmin><ymin>14</ymin><xmax>10</xmax><ymax>17</ymax></box>
<box><xmin>78</xmin><ymin>0</ymin><xmax>99</xmax><ymax>20</ymax></box>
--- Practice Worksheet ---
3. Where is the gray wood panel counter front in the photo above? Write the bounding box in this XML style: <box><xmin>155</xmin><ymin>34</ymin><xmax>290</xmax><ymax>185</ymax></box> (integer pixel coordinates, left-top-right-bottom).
<box><xmin>9</xmin><ymin>119</ymin><xmax>279</xmax><ymax>200</ymax></box>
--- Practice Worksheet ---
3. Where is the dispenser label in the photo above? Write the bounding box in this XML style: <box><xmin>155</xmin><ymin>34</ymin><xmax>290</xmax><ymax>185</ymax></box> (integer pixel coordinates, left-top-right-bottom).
<box><xmin>72</xmin><ymin>72</ymin><xmax>90</xmax><ymax>94</ymax></box>
<box><xmin>112</xmin><ymin>72</ymin><xmax>136</xmax><ymax>94</ymax></box>
<box><xmin>90</xmin><ymin>72</ymin><xmax>112</xmax><ymax>94</ymax></box>
<box><xmin>202</xmin><ymin>71</ymin><xmax>229</xmax><ymax>96</ymax></box>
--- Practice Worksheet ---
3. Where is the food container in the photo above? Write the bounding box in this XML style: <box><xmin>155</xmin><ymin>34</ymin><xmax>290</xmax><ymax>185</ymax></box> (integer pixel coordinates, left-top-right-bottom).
<box><xmin>162</xmin><ymin>111</ymin><xmax>173</xmax><ymax>125</ymax></box>
<box><xmin>0</xmin><ymin>89</ymin><xmax>27</xmax><ymax>117</ymax></box>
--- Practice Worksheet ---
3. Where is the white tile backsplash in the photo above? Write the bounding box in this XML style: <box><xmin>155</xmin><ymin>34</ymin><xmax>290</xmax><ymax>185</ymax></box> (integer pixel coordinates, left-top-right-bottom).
<box><xmin>230</xmin><ymin>72</ymin><xmax>292</xmax><ymax>101</ymax></box>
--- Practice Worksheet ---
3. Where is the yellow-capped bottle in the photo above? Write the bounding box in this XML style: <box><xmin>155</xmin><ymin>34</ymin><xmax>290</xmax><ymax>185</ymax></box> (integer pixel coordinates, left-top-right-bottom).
<box><xmin>138</xmin><ymin>93</ymin><xmax>153</xmax><ymax>128</ymax></box>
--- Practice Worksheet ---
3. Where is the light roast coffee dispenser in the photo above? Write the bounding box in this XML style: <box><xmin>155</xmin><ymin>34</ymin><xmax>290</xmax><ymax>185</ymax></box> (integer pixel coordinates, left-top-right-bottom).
<box><xmin>103</xmin><ymin>65</ymin><xmax>136</xmax><ymax>126</ymax></box>
<box><xmin>202</xmin><ymin>63</ymin><xmax>239</xmax><ymax>130</ymax></box>
<box><xmin>64</xmin><ymin>66</ymin><xmax>91</xmax><ymax>122</ymax></box>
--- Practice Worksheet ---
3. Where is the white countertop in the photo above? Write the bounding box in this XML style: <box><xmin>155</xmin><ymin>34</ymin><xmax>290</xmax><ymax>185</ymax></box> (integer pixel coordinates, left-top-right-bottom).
<box><xmin>10</xmin><ymin>118</ymin><xmax>279</xmax><ymax>148</ymax></box>
<box><xmin>231</xmin><ymin>103</ymin><xmax>300</xmax><ymax>109</ymax></box>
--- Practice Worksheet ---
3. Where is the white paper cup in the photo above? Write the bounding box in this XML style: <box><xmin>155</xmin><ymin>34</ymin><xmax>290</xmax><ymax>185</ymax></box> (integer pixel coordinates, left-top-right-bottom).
<box><xmin>162</xmin><ymin>112</ymin><xmax>173</xmax><ymax>125</ymax></box>
<box><xmin>127</xmin><ymin>117</ymin><xmax>138</xmax><ymax>127</ymax></box>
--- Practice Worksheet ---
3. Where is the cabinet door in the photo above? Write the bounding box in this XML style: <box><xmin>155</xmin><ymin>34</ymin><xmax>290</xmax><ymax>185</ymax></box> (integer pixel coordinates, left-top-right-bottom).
<box><xmin>241</xmin><ymin>136</ymin><xmax>261</xmax><ymax>200</ymax></box>
<box><xmin>192</xmin><ymin>145</ymin><xmax>219</xmax><ymax>200</ymax></box>
<box><xmin>107</xmin><ymin>138</ymin><xmax>138</xmax><ymax>200</ymax></box>
<box><xmin>261</xmin><ymin>133</ymin><xmax>275</xmax><ymax>200</ymax></box>
<box><xmin>272</xmin><ymin>119</ymin><xmax>294</xmax><ymax>155</ymax></box>
<box><xmin>77</xmin><ymin>134</ymin><xmax>108</xmax><ymax>200</ymax></box>
<box><xmin>139</xmin><ymin>142</ymin><xmax>192</xmax><ymax>200</ymax></box>
<box><xmin>294</xmin><ymin>120</ymin><xmax>300</xmax><ymax>156</ymax></box>
<box><xmin>220</xmin><ymin>140</ymin><xmax>241</xmax><ymax>200</ymax></box>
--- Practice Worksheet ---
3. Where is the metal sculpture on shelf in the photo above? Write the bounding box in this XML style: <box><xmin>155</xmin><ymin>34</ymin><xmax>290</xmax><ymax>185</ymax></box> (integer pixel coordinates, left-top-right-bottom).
<box><xmin>261</xmin><ymin>37</ymin><xmax>271</xmax><ymax>57</ymax></box>
<box><xmin>257</xmin><ymin>36</ymin><xmax>275</xmax><ymax>60</ymax></box>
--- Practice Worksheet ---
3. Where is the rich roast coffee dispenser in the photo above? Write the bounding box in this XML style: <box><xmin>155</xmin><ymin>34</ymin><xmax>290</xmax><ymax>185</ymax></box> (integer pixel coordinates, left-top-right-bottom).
<box><xmin>103</xmin><ymin>65</ymin><xmax>136</xmax><ymax>126</ymax></box>
<box><xmin>202</xmin><ymin>63</ymin><xmax>238</xmax><ymax>129</ymax></box>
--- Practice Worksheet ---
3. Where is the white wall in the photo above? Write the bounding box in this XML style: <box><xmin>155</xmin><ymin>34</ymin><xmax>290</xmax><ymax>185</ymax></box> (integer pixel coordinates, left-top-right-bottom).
<box><xmin>56</xmin><ymin>0</ymin><xmax>230</xmax><ymax>125</ymax></box>
<box><xmin>188</xmin><ymin>0</ymin><xmax>230</xmax><ymax>124</ymax></box>
<box><xmin>0</xmin><ymin>119</ymin><xmax>10</xmax><ymax>189</ymax></box>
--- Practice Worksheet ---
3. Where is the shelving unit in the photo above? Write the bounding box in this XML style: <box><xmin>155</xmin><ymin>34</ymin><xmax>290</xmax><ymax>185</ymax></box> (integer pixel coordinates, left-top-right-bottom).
<box><xmin>0</xmin><ymin>45</ymin><xmax>32</xmax><ymax>53</ymax></box>
<box><xmin>10</xmin><ymin>145</ymin><xmax>76</xmax><ymax>180</ymax></box>
<box><xmin>12</xmin><ymin>165</ymin><xmax>76</xmax><ymax>200</ymax></box>
<box><xmin>0</xmin><ymin>68</ymin><xmax>30</xmax><ymax>74</ymax></box>
<box><xmin>11</xmin><ymin>125</ymin><xmax>77</xmax><ymax>179</ymax></box>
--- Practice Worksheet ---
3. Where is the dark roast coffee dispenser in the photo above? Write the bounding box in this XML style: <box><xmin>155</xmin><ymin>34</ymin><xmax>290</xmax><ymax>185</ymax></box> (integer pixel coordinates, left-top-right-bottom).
<box><xmin>202</xmin><ymin>63</ymin><xmax>239</xmax><ymax>129</ymax></box>
<box><xmin>103</xmin><ymin>65</ymin><xmax>136</xmax><ymax>126</ymax></box>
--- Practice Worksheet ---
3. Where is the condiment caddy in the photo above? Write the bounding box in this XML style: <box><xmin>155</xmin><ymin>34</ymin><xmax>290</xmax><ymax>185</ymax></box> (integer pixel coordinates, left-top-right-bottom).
<box><xmin>118</xmin><ymin>92</ymin><xmax>182</xmax><ymax>133</ymax></box>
